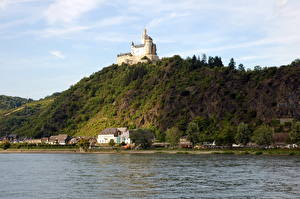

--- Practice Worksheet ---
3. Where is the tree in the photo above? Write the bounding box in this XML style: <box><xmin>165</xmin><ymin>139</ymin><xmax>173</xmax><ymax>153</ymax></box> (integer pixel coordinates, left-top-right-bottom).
<box><xmin>215</xmin><ymin>122</ymin><xmax>235</xmax><ymax>146</ymax></box>
<box><xmin>254</xmin><ymin>65</ymin><xmax>262</xmax><ymax>71</ymax></box>
<box><xmin>214</xmin><ymin>56</ymin><xmax>224</xmax><ymax>67</ymax></box>
<box><xmin>77</xmin><ymin>139</ymin><xmax>90</xmax><ymax>151</ymax></box>
<box><xmin>186</xmin><ymin>121</ymin><xmax>199</xmax><ymax>146</ymax></box>
<box><xmin>208</xmin><ymin>56</ymin><xmax>214</xmax><ymax>68</ymax></box>
<box><xmin>192</xmin><ymin>55</ymin><xmax>197</xmax><ymax>63</ymax></box>
<box><xmin>235</xmin><ymin>123</ymin><xmax>251</xmax><ymax>145</ymax></box>
<box><xmin>228</xmin><ymin>58</ymin><xmax>236</xmax><ymax>69</ymax></box>
<box><xmin>130</xmin><ymin>129</ymin><xmax>154</xmax><ymax>149</ymax></box>
<box><xmin>290</xmin><ymin>121</ymin><xmax>300</xmax><ymax>144</ymax></box>
<box><xmin>165</xmin><ymin>127</ymin><xmax>181</xmax><ymax>147</ymax></box>
<box><xmin>238</xmin><ymin>64</ymin><xmax>245</xmax><ymax>72</ymax></box>
<box><xmin>251</xmin><ymin>125</ymin><xmax>273</xmax><ymax>146</ymax></box>
<box><xmin>207</xmin><ymin>56</ymin><xmax>223</xmax><ymax>68</ymax></box>
<box><xmin>154</xmin><ymin>129</ymin><xmax>166</xmax><ymax>142</ymax></box>
<box><xmin>108</xmin><ymin>139</ymin><xmax>115</xmax><ymax>147</ymax></box>
<box><xmin>291</xmin><ymin>59</ymin><xmax>300</xmax><ymax>66</ymax></box>
<box><xmin>193</xmin><ymin>116</ymin><xmax>217</xmax><ymax>143</ymax></box>
<box><xmin>201</xmin><ymin>54</ymin><xmax>207</xmax><ymax>65</ymax></box>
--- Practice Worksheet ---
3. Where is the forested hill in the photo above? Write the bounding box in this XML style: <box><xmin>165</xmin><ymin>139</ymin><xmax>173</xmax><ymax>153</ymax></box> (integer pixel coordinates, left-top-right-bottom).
<box><xmin>0</xmin><ymin>95</ymin><xmax>33</xmax><ymax>111</ymax></box>
<box><xmin>1</xmin><ymin>56</ymin><xmax>300</xmax><ymax>138</ymax></box>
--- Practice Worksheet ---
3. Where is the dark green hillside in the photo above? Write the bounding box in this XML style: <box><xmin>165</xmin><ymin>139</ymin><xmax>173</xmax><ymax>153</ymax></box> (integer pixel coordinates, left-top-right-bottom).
<box><xmin>0</xmin><ymin>94</ymin><xmax>58</xmax><ymax>137</ymax></box>
<box><xmin>0</xmin><ymin>95</ymin><xmax>33</xmax><ymax>111</ymax></box>
<box><xmin>1</xmin><ymin>56</ymin><xmax>300</xmax><ymax>138</ymax></box>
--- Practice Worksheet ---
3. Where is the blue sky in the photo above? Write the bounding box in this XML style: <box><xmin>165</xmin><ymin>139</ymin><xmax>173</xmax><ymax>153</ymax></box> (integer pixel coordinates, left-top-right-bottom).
<box><xmin>0</xmin><ymin>0</ymin><xmax>299</xmax><ymax>99</ymax></box>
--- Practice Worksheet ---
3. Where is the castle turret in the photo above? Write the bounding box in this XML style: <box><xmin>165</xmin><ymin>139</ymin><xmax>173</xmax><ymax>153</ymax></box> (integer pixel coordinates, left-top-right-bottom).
<box><xmin>141</xmin><ymin>29</ymin><xmax>147</xmax><ymax>44</ymax></box>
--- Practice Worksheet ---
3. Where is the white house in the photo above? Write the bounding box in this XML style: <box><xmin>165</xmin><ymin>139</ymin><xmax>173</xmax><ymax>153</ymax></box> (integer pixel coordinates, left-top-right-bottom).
<box><xmin>97</xmin><ymin>127</ymin><xmax>131</xmax><ymax>144</ymax></box>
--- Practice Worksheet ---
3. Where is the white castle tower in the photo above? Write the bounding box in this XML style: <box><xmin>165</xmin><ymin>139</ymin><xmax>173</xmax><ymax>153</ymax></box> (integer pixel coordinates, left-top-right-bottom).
<box><xmin>117</xmin><ymin>29</ymin><xmax>159</xmax><ymax>65</ymax></box>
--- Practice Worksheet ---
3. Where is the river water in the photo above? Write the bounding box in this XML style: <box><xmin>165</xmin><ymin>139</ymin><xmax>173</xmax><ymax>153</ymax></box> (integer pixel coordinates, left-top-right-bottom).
<box><xmin>0</xmin><ymin>153</ymin><xmax>299</xmax><ymax>199</ymax></box>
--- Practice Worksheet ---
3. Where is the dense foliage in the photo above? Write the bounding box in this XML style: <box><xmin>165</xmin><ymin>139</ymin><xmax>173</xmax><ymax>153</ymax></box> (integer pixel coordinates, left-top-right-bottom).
<box><xmin>0</xmin><ymin>55</ymin><xmax>300</xmax><ymax>143</ymax></box>
<box><xmin>0</xmin><ymin>95</ymin><xmax>32</xmax><ymax>111</ymax></box>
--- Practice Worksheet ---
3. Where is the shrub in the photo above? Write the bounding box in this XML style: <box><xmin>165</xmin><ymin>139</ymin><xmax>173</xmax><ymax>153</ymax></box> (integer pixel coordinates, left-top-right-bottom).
<box><xmin>0</xmin><ymin>141</ymin><xmax>11</xmax><ymax>150</ymax></box>
<box><xmin>251</xmin><ymin>125</ymin><xmax>273</xmax><ymax>146</ymax></box>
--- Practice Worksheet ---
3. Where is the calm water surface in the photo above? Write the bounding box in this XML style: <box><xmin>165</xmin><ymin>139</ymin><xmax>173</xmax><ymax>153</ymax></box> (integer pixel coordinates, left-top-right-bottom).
<box><xmin>0</xmin><ymin>153</ymin><xmax>299</xmax><ymax>199</ymax></box>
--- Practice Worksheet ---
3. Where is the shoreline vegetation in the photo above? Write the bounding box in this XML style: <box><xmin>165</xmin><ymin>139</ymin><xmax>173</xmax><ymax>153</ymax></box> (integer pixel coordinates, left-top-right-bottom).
<box><xmin>1</xmin><ymin>148</ymin><xmax>300</xmax><ymax>156</ymax></box>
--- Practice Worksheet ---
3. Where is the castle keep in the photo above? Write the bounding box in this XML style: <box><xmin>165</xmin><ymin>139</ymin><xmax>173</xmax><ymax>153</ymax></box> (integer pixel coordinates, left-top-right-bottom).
<box><xmin>117</xmin><ymin>29</ymin><xmax>159</xmax><ymax>65</ymax></box>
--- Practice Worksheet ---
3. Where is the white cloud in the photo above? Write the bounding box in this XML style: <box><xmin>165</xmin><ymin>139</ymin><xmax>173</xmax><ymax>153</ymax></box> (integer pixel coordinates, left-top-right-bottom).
<box><xmin>40</xmin><ymin>15</ymin><xmax>136</xmax><ymax>38</ymax></box>
<box><xmin>43</xmin><ymin>26</ymin><xmax>90</xmax><ymax>37</ymax></box>
<box><xmin>93</xmin><ymin>16</ymin><xmax>137</xmax><ymax>27</ymax></box>
<box><xmin>45</xmin><ymin>0</ymin><xmax>106</xmax><ymax>24</ymax></box>
<box><xmin>0</xmin><ymin>0</ymin><xmax>8</xmax><ymax>9</ymax></box>
<box><xmin>0</xmin><ymin>0</ymin><xmax>40</xmax><ymax>9</ymax></box>
<box><xmin>50</xmin><ymin>51</ymin><xmax>65</xmax><ymax>59</ymax></box>
<box><xmin>148</xmin><ymin>12</ymin><xmax>189</xmax><ymax>28</ymax></box>
<box><xmin>276</xmin><ymin>0</ymin><xmax>289</xmax><ymax>8</ymax></box>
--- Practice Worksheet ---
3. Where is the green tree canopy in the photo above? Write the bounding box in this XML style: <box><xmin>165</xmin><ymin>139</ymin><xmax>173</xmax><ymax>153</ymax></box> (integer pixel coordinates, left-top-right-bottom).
<box><xmin>290</xmin><ymin>121</ymin><xmax>300</xmax><ymax>144</ymax></box>
<box><xmin>215</xmin><ymin>122</ymin><xmax>236</xmax><ymax>146</ymax></box>
<box><xmin>130</xmin><ymin>129</ymin><xmax>154</xmax><ymax>149</ymax></box>
<box><xmin>235</xmin><ymin>122</ymin><xmax>251</xmax><ymax>145</ymax></box>
<box><xmin>77</xmin><ymin>139</ymin><xmax>90</xmax><ymax>151</ymax></box>
<box><xmin>251</xmin><ymin>125</ymin><xmax>273</xmax><ymax>146</ymax></box>
<box><xmin>238</xmin><ymin>64</ymin><xmax>245</xmax><ymax>72</ymax></box>
<box><xmin>108</xmin><ymin>139</ymin><xmax>115</xmax><ymax>147</ymax></box>
<box><xmin>186</xmin><ymin>121</ymin><xmax>199</xmax><ymax>146</ymax></box>
<box><xmin>228</xmin><ymin>58</ymin><xmax>236</xmax><ymax>69</ymax></box>
<box><xmin>166</xmin><ymin>127</ymin><xmax>182</xmax><ymax>147</ymax></box>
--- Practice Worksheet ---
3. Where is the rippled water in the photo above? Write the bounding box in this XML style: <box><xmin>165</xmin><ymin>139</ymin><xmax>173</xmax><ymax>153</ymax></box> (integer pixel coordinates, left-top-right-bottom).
<box><xmin>0</xmin><ymin>153</ymin><xmax>300</xmax><ymax>199</ymax></box>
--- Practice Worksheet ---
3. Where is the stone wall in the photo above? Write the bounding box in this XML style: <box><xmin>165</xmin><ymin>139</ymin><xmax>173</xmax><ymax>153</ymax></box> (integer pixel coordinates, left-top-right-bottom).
<box><xmin>117</xmin><ymin>54</ymin><xmax>159</xmax><ymax>65</ymax></box>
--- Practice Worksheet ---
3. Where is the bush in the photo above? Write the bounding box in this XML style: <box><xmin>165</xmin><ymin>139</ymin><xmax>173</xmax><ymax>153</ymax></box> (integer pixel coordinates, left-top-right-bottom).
<box><xmin>0</xmin><ymin>141</ymin><xmax>11</xmax><ymax>150</ymax></box>
<box><xmin>251</xmin><ymin>125</ymin><xmax>273</xmax><ymax>146</ymax></box>
<box><xmin>77</xmin><ymin>139</ymin><xmax>90</xmax><ymax>151</ymax></box>
<box><xmin>130</xmin><ymin>129</ymin><xmax>155</xmax><ymax>149</ymax></box>
<box><xmin>108</xmin><ymin>139</ymin><xmax>115</xmax><ymax>147</ymax></box>
<box><xmin>165</xmin><ymin>127</ymin><xmax>181</xmax><ymax>147</ymax></box>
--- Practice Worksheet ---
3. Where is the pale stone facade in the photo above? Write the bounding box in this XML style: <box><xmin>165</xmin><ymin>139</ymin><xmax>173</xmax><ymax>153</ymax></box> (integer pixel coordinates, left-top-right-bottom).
<box><xmin>97</xmin><ymin>127</ymin><xmax>131</xmax><ymax>144</ymax></box>
<box><xmin>117</xmin><ymin>29</ymin><xmax>159</xmax><ymax>65</ymax></box>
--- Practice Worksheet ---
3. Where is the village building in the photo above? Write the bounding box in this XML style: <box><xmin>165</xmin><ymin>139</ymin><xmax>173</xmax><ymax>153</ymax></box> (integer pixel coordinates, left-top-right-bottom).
<box><xmin>116</xmin><ymin>29</ymin><xmax>159</xmax><ymax>65</ymax></box>
<box><xmin>48</xmin><ymin>134</ymin><xmax>70</xmax><ymax>145</ymax></box>
<box><xmin>41</xmin><ymin>137</ymin><xmax>49</xmax><ymax>143</ymax></box>
<box><xmin>25</xmin><ymin>139</ymin><xmax>42</xmax><ymax>144</ymax></box>
<box><xmin>179</xmin><ymin>136</ymin><xmax>193</xmax><ymax>148</ymax></box>
<box><xmin>97</xmin><ymin>127</ymin><xmax>131</xmax><ymax>144</ymax></box>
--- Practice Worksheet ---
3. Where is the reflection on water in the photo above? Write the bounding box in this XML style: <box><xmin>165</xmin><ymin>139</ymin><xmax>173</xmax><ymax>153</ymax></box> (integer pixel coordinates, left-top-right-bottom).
<box><xmin>0</xmin><ymin>154</ymin><xmax>300</xmax><ymax>199</ymax></box>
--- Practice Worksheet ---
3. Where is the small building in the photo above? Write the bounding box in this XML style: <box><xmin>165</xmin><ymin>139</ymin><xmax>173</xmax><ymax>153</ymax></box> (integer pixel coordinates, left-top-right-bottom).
<box><xmin>179</xmin><ymin>136</ymin><xmax>193</xmax><ymax>148</ymax></box>
<box><xmin>97</xmin><ymin>127</ymin><xmax>131</xmax><ymax>144</ymax></box>
<box><xmin>152</xmin><ymin>142</ymin><xmax>170</xmax><ymax>148</ymax></box>
<box><xmin>48</xmin><ymin>134</ymin><xmax>70</xmax><ymax>145</ymax></box>
<box><xmin>25</xmin><ymin>139</ymin><xmax>42</xmax><ymax>144</ymax></box>
<box><xmin>41</xmin><ymin>137</ymin><xmax>49</xmax><ymax>143</ymax></box>
<box><xmin>69</xmin><ymin>137</ymin><xmax>80</xmax><ymax>145</ymax></box>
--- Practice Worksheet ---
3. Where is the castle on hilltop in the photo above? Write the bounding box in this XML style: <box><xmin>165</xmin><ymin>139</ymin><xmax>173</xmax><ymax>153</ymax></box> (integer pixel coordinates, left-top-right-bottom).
<box><xmin>117</xmin><ymin>29</ymin><xmax>159</xmax><ymax>65</ymax></box>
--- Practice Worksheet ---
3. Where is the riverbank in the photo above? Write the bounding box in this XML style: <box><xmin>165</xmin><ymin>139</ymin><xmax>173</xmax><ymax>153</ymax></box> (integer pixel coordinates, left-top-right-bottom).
<box><xmin>1</xmin><ymin>148</ymin><xmax>300</xmax><ymax>155</ymax></box>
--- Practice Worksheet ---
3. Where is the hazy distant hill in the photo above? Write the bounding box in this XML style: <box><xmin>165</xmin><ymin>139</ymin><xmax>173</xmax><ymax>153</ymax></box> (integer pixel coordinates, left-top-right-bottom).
<box><xmin>0</xmin><ymin>56</ymin><xmax>300</xmax><ymax>138</ymax></box>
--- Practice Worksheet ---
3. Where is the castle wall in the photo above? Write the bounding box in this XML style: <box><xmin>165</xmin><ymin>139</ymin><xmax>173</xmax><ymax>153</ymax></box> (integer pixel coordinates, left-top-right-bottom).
<box><xmin>117</xmin><ymin>54</ymin><xmax>159</xmax><ymax>65</ymax></box>
<box><xmin>131</xmin><ymin>46</ymin><xmax>145</xmax><ymax>56</ymax></box>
